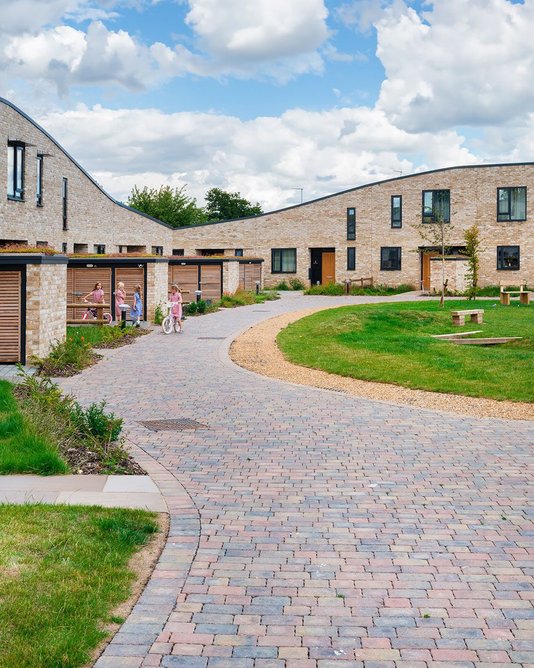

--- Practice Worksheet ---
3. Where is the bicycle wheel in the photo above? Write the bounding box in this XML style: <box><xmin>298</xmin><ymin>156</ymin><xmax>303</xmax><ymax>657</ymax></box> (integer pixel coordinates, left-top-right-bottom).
<box><xmin>174</xmin><ymin>320</ymin><xmax>181</xmax><ymax>333</ymax></box>
<box><xmin>162</xmin><ymin>315</ymin><xmax>173</xmax><ymax>334</ymax></box>
<box><xmin>103</xmin><ymin>312</ymin><xmax>112</xmax><ymax>325</ymax></box>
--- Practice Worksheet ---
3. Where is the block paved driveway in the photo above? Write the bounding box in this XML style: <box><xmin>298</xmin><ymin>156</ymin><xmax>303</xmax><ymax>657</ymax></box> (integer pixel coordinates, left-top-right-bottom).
<box><xmin>59</xmin><ymin>293</ymin><xmax>534</xmax><ymax>668</ymax></box>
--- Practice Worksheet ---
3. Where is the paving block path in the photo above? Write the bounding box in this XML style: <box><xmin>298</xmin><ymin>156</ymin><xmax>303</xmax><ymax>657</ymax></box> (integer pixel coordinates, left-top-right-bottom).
<box><xmin>58</xmin><ymin>292</ymin><xmax>534</xmax><ymax>668</ymax></box>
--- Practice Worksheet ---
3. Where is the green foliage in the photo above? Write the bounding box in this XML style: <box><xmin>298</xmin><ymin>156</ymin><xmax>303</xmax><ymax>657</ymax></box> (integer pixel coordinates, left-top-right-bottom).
<box><xmin>274</xmin><ymin>280</ymin><xmax>290</xmax><ymax>290</ymax></box>
<box><xmin>476</xmin><ymin>284</ymin><xmax>529</xmax><ymax>297</ymax></box>
<box><xmin>186</xmin><ymin>301</ymin><xmax>198</xmax><ymax>315</ymax></box>
<box><xmin>196</xmin><ymin>299</ymin><xmax>207</xmax><ymax>314</ymax></box>
<box><xmin>305</xmin><ymin>283</ymin><xmax>346</xmax><ymax>295</ymax></box>
<box><xmin>304</xmin><ymin>283</ymin><xmax>415</xmax><ymax>296</ymax></box>
<box><xmin>32</xmin><ymin>330</ymin><xmax>96</xmax><ymax>376</ymax></box>
<box><xmin>274</xmin><ymin>278</ymin><xmax>306</xmax><ymax>290</ymax></box>
<box><xmin>69</xmin><ymin>400</ymin><xmax>123</xmax><ymax>443</ymax></box>
<box><xmin>127</xmin><ymin>184</ymin><xmax>206</xmax><ymax>228</ymax></box>
<box><xmin>463</xmin><ymin>224</ymin><xmax>482</xmax><ymax>300</ymax></box>
<box><xmin>205</xmin><ymin>187</ymin><xmax>263</xmax><ymax>221</ymax></box>
<box><xmin>153</xmin><ymin>302</ymin><xmax>165</xmax><ymax>325</ymax></box>
<box><xmin>216</xmin><ymin>290</ymin><xmax>279</xmax><ymax>308</ymax></box>
<box><xmin>0</xmin><ymin>505</ymin><xmax>157</xmax><ymax>668</ymax></box>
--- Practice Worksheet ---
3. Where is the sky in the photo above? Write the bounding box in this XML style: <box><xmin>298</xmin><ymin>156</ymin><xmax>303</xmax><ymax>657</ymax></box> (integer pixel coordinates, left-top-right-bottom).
<box><xmin>1</xmin><ymin>0</ymin><xmax>533</xmax><ymax>211</ymax></box>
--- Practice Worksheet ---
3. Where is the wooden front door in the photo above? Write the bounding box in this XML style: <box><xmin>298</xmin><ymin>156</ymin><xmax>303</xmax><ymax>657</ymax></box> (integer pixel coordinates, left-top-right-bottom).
<box><xmin>321</xmin><ymin>252</ymin><xmax>335</xmax><ymax>285</ymax></box>
<box><xmin>0</xmin><ymin>270</ymin><xmax>22</xmax><ymax>363</ymax></box>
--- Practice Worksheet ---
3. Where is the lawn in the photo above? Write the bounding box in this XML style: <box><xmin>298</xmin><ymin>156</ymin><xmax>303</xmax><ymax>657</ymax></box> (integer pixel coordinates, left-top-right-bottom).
<box><xmin>0</xmin><ymin>505</ymin><xmax>158</xmax><ymax>668</ymax></box>
<box><xmin>277</xmin><ymin>300</ymin><xmax>534</xmax><ymax>402</ymax></box>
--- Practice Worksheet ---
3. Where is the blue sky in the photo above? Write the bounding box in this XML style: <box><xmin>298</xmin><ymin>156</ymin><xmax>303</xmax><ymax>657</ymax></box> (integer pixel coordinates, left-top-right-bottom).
<box><xmin>1</xmin><ymin>0</ymin><xmax>533</xmax><ymax>210</ymax></box>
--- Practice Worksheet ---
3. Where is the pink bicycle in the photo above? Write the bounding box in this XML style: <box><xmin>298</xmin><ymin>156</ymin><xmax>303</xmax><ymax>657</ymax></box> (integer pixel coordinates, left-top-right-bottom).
<box><xmin>81</xmin><ymin>299</ymin><xmax>112</xmax><ymax>324</ymax></box>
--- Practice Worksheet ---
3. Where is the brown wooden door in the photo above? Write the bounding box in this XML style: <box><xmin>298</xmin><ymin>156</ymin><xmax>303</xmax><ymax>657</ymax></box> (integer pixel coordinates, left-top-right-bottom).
<box><xmin>239</xmin><ymin>263</ymin><xmax>261</xmax><ymax>291</ymax></box>
<box><xmin>170</xmin><ymin>264</ymin><xmax>199</xmax><ymax>303</ymax></box>
<box><xmin>321</xmin><ymin>252</ymin><xmax>335</xmax><ymax>284</ymax></box>
<box><xmin>67</xmin><ymin>268</ymin><xmax>112</xmax><ymax>319</ymax></box>
<box><xmin>115</xmin><ymin>266</ymin><xmax>145</xmax><ymax>317</ymax></box>
<box><xmin>0</xmin><ymin>271</ymin><xmax>22</xmax><ymax>363</ymax></box>
<box><xmin>200</xmin><ymin>265</ymin><xmax>222</xmax><ymax>301</ymax></box>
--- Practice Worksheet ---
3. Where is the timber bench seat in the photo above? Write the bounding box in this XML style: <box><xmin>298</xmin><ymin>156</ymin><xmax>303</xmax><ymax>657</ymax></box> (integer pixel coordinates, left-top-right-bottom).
<box><xmin>500</xmin><ymin>283</ymin><xmax>531</xmax><ymax>305</ymax></box>
<box><xmin>451</xmin><ymin>309</ymin><xmax>484</xmax><ymax>326</ymax></box>
<box><xmin>67</xmin><ymin>319</ymin><xmax>109</xmax><ymax>325</ymax></box>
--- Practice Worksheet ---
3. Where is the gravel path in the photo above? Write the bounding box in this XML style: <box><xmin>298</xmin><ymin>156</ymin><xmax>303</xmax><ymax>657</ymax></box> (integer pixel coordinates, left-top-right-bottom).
<box><xmin>230</xmin><ymin>306</ymin><xmax>533</xmax><ymax>422</ymax></box>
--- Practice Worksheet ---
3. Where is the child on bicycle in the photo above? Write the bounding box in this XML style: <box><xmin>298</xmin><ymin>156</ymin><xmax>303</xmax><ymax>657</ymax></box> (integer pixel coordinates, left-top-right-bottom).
<box><xmin>169</xmin><ymin>284</ymin><xmax>183</xmax><ymax>333</ymax></box>
<box><xmin>81</xmin><ymin>282</ymin><xmax>105</xmax><ymax>318</ymax></box>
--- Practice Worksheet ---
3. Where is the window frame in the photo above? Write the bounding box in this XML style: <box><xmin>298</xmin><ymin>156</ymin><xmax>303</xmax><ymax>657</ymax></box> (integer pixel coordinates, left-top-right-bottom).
<box><xmin>94</xmin><ymin>244</ymin><xmax>106</xmax><ymax>255</ymax></box>
<box><xmin>62</xmin><ymin>177</ymin><xmax>68</xmax><ymax>230</ymax></box>
<box><xmin>422</xmin><ymin>189</ymin><xmax>450</xmax><ymax>224</ymax></box>
<box><xmin>380</xmin><ymin>246</ymin><xmax>402</xmax><ymax>271</ymax></box>
<box><xmin>172</xmin><ymin>248</ymin><xmax>185</xmax><ymax>256</ymax></box>
<box><xmin>497</xmin><ymin>245</ymin><xmax>520</xmax><ymax>271</ymax></box>
<box><xmin>346</xmin><ymin>207</ymin><xmax>356</xmax><ymax>240</ymax></box>
<box><xmin>271</xmin><ymin>248</ymin><xmax>297</xmax><ymax>274</ymax></box>
<box><xmin>391</xmin><ymin>195</ymin><xmax>402</xmax><ymax>228</ymax></box>
<box><xmin>7</xmin><ymin>141</ymin><xmax>25</xmax><ymax>201</ymax></box>
<box><xmin>497</xmin><ymin>187</ymin><xmax>527</xmax><ymax>222</ymax></box>
<box><xmin>36</xmin><ymin>153</ymin><xmax>44</xmax><ymax>206</ymax></box>
<box><xmin>347</xmin><ymin>247</ymin><xmax>356</xmax><ymax>271</ymax></box>
<box><xmin>151</xmin><ymin>246</ymin><xmax>163</xmax><ymax>256</ymax></box>
<box><xmin>235</xmin><ymin>248</ymin><xmax>244</xmax><ymax>257</ymax></box>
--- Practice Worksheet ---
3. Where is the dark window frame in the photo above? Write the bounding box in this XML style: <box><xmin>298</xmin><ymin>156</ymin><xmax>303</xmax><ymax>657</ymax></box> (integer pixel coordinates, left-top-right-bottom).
<box><xmin>62</xmin><ymin>243</ymin><xmax>67</xmax><ymax>253</ymax></box>
<box><xmin>497</xmin><ymin>187</ymin><xmax>527</xmax><ymax>222</ymax></box>
<box><xmin>94</xmin><ymin>244</ymin><xmax>106</xmax><ymax>255</ymax></box>
<box><xmin>172</xmin><ymin>248</ymin><xmax>185</xmax><ymax>256</ymax></box>
<box><xmin>391</xmin><ymin>195</ymin><xmax>402</xmax><ymax>228</ymax></box>
<box><xmin>497</xmin><ymin>245</ymin><xmax>520</xmax><ymax>271</ymax></box>
<box><xmin>380</xmin><ymin>246</ymin><xmax>402</xmax><ymax>271</ymax></box>
<box><xmin>7</xmin><ymin>141</ymin><xmax>25</xmax><ymax>201</ymax></box>
<box><xmin>62</xmin><ymin>177</ymin><xmax>68</xmax><ymax>230</ymax></box>
<box><xmin>235</xmin><ymin>248</ymin><xmax>244</xmax><ymax>257</ymax></box>
<box><xmin>422</xmin><ymin>189</ymin><xmax>450</xmax><ymax>224</ymax></box>
<box><xmin>346</xmin><ymin>207</ymin><xmax>356</xmax><ymax>240</ymax></box>
<box><xmin>347</xmin><ymin>247</ymin><xmax>356</xmax><ymax>271</ymax></box>
<box><xmin>271</xmin><ymin>248</ymin><xmax>297</xmax><ymax>274</ymax></box>
<box><xmin>151</xmin><ymin>246</ymin><xmax>163</xmax><ymax>256</ymax></box>
<box><xmin>36</xmin><ymin>153</ymin><xmax>43</xmax><ymax>206</ymax></box>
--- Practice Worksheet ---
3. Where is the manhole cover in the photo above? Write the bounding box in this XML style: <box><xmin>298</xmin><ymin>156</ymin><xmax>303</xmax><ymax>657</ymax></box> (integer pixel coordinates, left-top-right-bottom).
<box><xmin>252</xmin><ymin>309</ymin><xmax>270</xmax><ymax>312</ymax></box>
<box><xmin>197</xmin><ymin>337</ymin><xmax>226</xmax><ymax>340</ymax></box>
<box><xmin>139</xmin><ymin>418</ymin><xmax>209</xmax><ymax>431</ymax></box>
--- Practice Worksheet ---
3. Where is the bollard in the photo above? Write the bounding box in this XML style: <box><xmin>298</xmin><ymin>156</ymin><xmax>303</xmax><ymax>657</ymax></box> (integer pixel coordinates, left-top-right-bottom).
<box><xmin>119</xmin><ymin>304</ymin><xmax>129</xmax><ymax>330</ymax></box>
<box><xmin>195</xmin><ymin>289</ymin><xmax>202</xmax><ymax>303</ymax></box>
<box><xmin>255</xmin><ymin>281</ymin><xmax>260</xmax><ymax>295</ymax></box>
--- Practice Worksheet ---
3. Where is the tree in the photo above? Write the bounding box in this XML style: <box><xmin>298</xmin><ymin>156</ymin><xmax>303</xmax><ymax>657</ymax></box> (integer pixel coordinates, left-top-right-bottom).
<box><xmin>204</xmin><ymin>188</ymin><xmax>263</xmax><ymax>221</ymax></box>
<box><xmin>127</xmin><ymin>185</ymin><xmax>206</xmax><ymax>228</ymax></box>
<box><xmin>414</xmin><ymin>213</ymin><xmax>455</xmax><ymax>307</ymax></box>
<box><xmin>463</xmin><ymin>224</ymin><xmax>482</xmax><ymax>300</ymax></box>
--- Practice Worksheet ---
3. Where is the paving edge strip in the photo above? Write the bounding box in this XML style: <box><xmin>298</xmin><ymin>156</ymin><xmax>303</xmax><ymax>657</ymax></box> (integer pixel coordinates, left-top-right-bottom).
<box><xmin>94</xmin><ymin>434</ymin><xmax>202</xmax><ymax>668</ymax></box>
<box><xmin>228</xmin><ymin>305</ymin><xmax>533</xmax><ymax>422</ymax></box>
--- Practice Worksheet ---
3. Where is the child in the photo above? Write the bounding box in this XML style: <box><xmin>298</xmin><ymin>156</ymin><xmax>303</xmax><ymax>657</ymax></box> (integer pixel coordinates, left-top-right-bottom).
<box><xmin>130</xmin><ymin>284</ymin><xmax>143</xmax><ymax>327</ymax></box>
<box><xmin>82</xmin><ymin>281</ymin><xmax>105</xmax><ymax>318</ymax></box>
<box><xmin>169</xmin><ymin>284</ymin><xmax>183</xmax><ymax>333</ymax></box>
<box><xmin>114</xmin><ymin>281</ymin><xmax>126</xmax><ymax>322</ymax></box>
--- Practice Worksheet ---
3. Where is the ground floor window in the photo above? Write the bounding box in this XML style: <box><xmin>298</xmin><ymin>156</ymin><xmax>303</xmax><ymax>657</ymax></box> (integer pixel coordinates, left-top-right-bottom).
<box><xmin>497</xmin><ymin>245</ymin><xmax>520</xmax><ymax>270</ymax></box>
<box><xmin>272</xmin><ymin>248</ymin><xmax>296</xmax><ymax>273</ymax></box>
<box><xmin>381</xmin><ymin>246</ymin><xmax>401</xmax><ymax>270</ymax></box>
<box><xmin>347</xmin><ymin>247</ymin><xmax>356</xmax><ymax>271</ymax></box>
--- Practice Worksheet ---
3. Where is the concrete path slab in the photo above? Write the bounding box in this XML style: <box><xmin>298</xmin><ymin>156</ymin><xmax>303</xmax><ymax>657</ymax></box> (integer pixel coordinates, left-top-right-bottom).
<box><xmin>52</xmin><ymin>292</ymin><xmax>534</xmax><ymax>668</ymax></box>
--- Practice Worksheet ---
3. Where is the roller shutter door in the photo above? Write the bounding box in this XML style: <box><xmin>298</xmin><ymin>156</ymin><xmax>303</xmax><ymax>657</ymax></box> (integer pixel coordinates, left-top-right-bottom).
<box><xmin>66</xmin><ymin>268</ymin><xmax>112</xmax><ymax>320</ymax></box>
<box><xmin>0</xmin><ymin>271</ymin><xmax>22</xmax><ymax>363</ymax></box>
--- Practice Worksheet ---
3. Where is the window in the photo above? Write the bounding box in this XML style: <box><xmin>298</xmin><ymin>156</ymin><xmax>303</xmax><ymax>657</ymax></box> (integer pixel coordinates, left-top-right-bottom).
<box><xmin>7</xmin><ymin>142</ymin><xmax>24</xmax><ymax>200</ymax></box>
<box><xmin>198</xmin><ymin>249</ymin><xmax>224</xmax><ymax>256</ymax></box>
<box><xmin>172</xmin><ymin>248</ymin><xmax>185</xmax><ymax>256</ymax></box>
<box><xmin>391</xmin><ymin>195</ymin><xmax>402</xmax><ymax>228</ymax></box>
<box><xmin>422</xmin><ymin>189</ymin><xmax>450</xmax><ymax>223</ymax></box>
<box><xmin>151</xmin><ymin>246</ymin><xmax>163</xmax><ymax>255</ymax></box>
<box><xmin>347</xmin><ymin>207</ymin><xmax>356</xmax><ymax>240</ymax></box>
<box><xmin>36</xmin><ymin>154</ymin><xmax>43</xmax><ymax>206</ymax></box>
<box><xmin>272</xmin><ymin>248</ymin><xmax>297</xmax><ymax>273</ymax></box>
<box><xmin>94</xmin><ymin>244</ymin><xmax>105</xmax><ymax>255</ymax></box>
<box><xmin>347</xmin><ymin>247</ymin><xmax>356</xmax><ymax>271</ymax></box>
<box><xmin>235</xmin><ymin>248</ymin><xmax>244</xmax><ymax>257</ymax></box>
<box><xmin>73</xmin><ymin>243</ymin><xmax>88</xmax><ymax>253</ymax></box>
<box><xmin>497</xmin><ymin>187</ymin><xmax>526</xmax><ymax>221</ymax></box>
<box><xmin>497</xmin><ymin>246</ymin><xmax>520</xmax><ymax>270</ymax></box>
<box><xmin>62</xmin><ymin>243</ymin><xmax>67</xmax><ymax>253</ymax></box>
<box><xmin>62</xmin><ymin>177</ymin><xmax>68</xmax><ymax>229</ymax></box>
<box><xmin>36</xmin><ymin>241</ymin><xmax>48</xmax><ymax>247</ymax></box>
<box><xmin>381</xmin><ymin>247</ymin><xmax>401</xmax><ymax>271</ymax></box>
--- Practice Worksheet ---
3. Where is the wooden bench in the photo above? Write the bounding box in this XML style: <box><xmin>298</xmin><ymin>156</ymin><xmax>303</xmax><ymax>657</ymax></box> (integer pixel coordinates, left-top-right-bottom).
<box><xmin>66</xmin><ymin>302</ymin><xmax>111</xmax><ymax>325</ymax></box>
<box><xmin>451</xmin><ymin>309</ymin><xmax>484</xmax><ymax>326</ymax></box>
<box><xmin>500</xmin><ymin>283</ymin><xmax>531</xmax><ymax>305</ymax></box>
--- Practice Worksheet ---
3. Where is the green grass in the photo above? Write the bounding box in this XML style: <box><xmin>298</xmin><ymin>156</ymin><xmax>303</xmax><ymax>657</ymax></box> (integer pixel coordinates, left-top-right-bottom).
<box><xmin>277</xmin><ymin>300</ymin><xmax>534</xmax><ymax>402</ymax></box>
<box><xmin>216</xmin><ymin>289</ymin><xmax>279</xmax><ymax>308</ymax></box>
<box><xmin>0</xmin><ymin>381</ymin><xmax>67</xmax><ymax>475</ymax></box>
<box><xmin>0</xmin><ymin>504</ymin><xmax>158</xmax><ymax>668</ymax></box>
<box><xmin>304</xmin><ymin>282</ymin><xmax>415</xmax><ymax>296</ymax></box>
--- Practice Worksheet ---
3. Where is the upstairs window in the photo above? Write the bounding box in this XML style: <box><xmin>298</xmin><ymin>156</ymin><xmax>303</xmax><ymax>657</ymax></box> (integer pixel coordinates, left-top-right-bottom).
<box><xmin>391</xmin><ymin>195</ymin><xmax>402</xmax><ymax>228</ymax></box>
<box><xmin>497</xmin><ymin>246</ymin><xmax>520</xmax><ymax>270</ymax></box>
<box><xmin>347</xmin><ymin>207</ymin><xmax>356</xmax><ymax>240</ymax></box>
<box><xmin>7</xmin><ymin>142</ymin><xmax>24</xmax><ymax>200</ymax></box>
<box><xmin>94</xmin><ymin>244</ymin><xmax>105</xmax><ymax>255</ymax></box>
<box><xmin>62</xmin><ymin>243</ymin><xmax>68</xmax><ymax>253</ymax></box>
<box><xmin>235</xmin><ymin>248</ymin><xmax>244</xmax><ymax>257</ymax></box>
<box><xmin>151</xmin><ymin>246</ymin><xmax>163</xmax><ymax>255</ymax></box>
<box><xmin>347</xmin><ymin>247</ymin><xmax>356</xmax><ymax>271</ymax></box>
<box><xmin>62</xmin><ymin>177</ymin><xmax>68</xmax><ymax>229</ymax></box>
<box><xmin>422</xmin><ymin>189</ymin><xmax>450</xmax><ymax>223</ymax></box>
<box><xmin>172</xmin><ymin>248</ymin><xmax>185</xmax><ymax>256</ymax></box>
<box><xmin>272</xmin><ymin>248</ymin><xmax>296</xmax><ymax>273</ymax></box>
<box><xmin>497</xmin><ymin>187</ymin><xmax>526</xmax><ymax>221</ymax></box>
<box><xmin>381</xmin><ymin>246</ymin><xmax>401</xmax><ymax>271</ymax></box>
<box><xmin>36</xmin><ymin>154</ymin><xmax>43</xmax><ymax>206</ymax></box>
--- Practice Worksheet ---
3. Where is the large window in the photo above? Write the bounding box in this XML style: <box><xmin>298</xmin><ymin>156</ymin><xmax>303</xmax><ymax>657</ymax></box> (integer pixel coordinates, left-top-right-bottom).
<box><xmin>391</xmin><ymin>195</ymin><xmax>402</xmax><ymax>228</ymax></box>
<box><xmin>7</xmin><ymin>142</ymin><xmax>24</xmax><ymax>200</ymax></box>
<box><xmin>497</xmin><ymin>187</ymin><xmax>526</xmax><ymax>221</ymax></box>
<box><xmin>381</xmin><ymin>247</ymin><xmax>401</xmax><ymax>271</ymax></box>
<box><xmin>497</xmin><ymin>246</ymin><xmax>520</xmax><ymax>270</ymax></box>
<box><xmin>422</xmin><ymin>189</ymin><xmax>450</xmax><ymax>223</ymax></box>
<box><xmin>347</xmin><ymin>207</ymin><xmax>356</xmax><ymax>240</ymax></box>
<box><xmin>36</xmin><ymin>154</ymin><xmax>43</xmax><ymax>206</ymax></box>
<box><xmin>272</xmin><ymin>248</ymin><xmax>297</xmax><ymax>273</ymax></box>
<box><xmin>347</xmin><ymin>247</ymin><xmax>356</xmax><ymax>271</ymax></box>
<box><xmin>62</xmin><ymin>177</ymin><xmax>68</xmax><ymax>230</ymax></box>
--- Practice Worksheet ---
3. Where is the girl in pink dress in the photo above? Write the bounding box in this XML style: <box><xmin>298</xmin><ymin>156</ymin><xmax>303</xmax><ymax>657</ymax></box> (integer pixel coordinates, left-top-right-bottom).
<box><xmin>114</xmin><ymin>281</ymin><xmax>126</xmax><ymax>321</ymax></box>
<box><xmin>82</xmin><ymin>281</ymin><xmax>105</xmax><ymax>318</ymax></box>
<box><xmin>169</xmin><ymin>284</ymin><xmax>183</xmax><ymax>333</ymax></box>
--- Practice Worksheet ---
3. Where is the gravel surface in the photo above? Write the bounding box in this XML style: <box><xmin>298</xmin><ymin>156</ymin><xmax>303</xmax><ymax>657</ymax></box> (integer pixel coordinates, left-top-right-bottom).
<box><xmin>230</xmin><ymin>306</ymin><xmax>533</xmax><ymax>421</ymax></box>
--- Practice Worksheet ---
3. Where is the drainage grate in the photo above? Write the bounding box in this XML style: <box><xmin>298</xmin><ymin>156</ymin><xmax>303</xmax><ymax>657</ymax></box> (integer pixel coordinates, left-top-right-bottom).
<box><xmin>252</xmin><ymin>309</ymin><xmax>270</xmax><ymax>312</ymax></box>
<box><xmin>139</xmin><ymin>418</ymin><xmax>209</xmax><ymax>431</ymax></box>
<box><xmin>197</xmin><ymin>336</ymin><xmax>226</xmax><ymax>340</ymax></box>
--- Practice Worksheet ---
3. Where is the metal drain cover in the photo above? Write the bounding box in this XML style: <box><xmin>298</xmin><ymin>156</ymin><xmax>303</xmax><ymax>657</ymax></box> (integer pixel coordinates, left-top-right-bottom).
<box><xmin>139</xmin><ymin>418</ymin><xmax>209</xmax><ymax>431</ymax></box>
<box><xmin>197</xmin><ymin>336</ymin><xmax>226</xmax><ymax>340</ymax></box>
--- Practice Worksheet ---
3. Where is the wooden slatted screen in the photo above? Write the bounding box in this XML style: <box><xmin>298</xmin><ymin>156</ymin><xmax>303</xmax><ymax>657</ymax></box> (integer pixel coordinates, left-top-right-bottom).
<box><xmin>115</xmin><ymin>267</ymin><xmax>145</xmax><ymax>318</ymax></box>
<box><xmin>200</xmin><ymin>265</ymin><xmax>222</xmax><ymax>301</ymax></box>
<box><xmin>0</xmin><ymin>271</ymin><xmax>21</xmax><ymax>363</ymax></box>
<box><xmin>169</xmin><ymin>265</ymin><xmax>199</xmax><ymax>303</ymax></box>
<box><xmin>67</xmin><ymin>268</ymin><xmax>112</xmax><ymax>319</ymax></box>
<box><xmin>239</xmin><ymin>263</ymin><xmax>261</xmax><ymax>291</ymax></box>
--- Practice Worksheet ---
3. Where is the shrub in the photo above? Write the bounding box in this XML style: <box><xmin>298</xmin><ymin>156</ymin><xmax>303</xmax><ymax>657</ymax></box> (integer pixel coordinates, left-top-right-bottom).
<box><xmin>32</xmin><ymin>331</ymin><xmax>98</xmax><ymax>376</ymax></box>
<box><xmin>305</xmin><ymin>283</ymin><xmax>345</xmax><ymax>295</ymax></box>
<box><xmin>196</xmin><ymin>299</ymin><xmax>207</xmax><ymax>314</ymax></box>
<box><xmin>274</xmin><ymin>280</ymin><xmax>290</xmax><ymax>290</ymax></box>
<box><xmin>186</xmin><ymin>301</ymin><xmax>198</xmax><ymax>315</ymax></box>
<box><xmin>289</xmin><ymin>278</ymin><xmax>306</xmax><ymax>290</ymax></box>
<box><xmin>70</xmin><ymin>400</ymin><xmax>123</xmax><ymax>443</ymax></box>
<box><xmin>153</xmin><ymin>302</ymin><xmax>165</xmax><ymax>325</ymax></box>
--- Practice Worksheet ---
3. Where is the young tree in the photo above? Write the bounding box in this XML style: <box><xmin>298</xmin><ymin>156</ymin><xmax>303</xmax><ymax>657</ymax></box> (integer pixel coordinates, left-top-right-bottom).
<box><xmin>127</xmin><ymin>185</ymin><xmax>206</xmax><ymax>228</ymax></box>
<box><xmin>204</xmin><ymin>188</ymin><xmax>263</xmax><ymax>221</ymax></box>
<box><xmin>413</xmin><ymin>213</ymin><xmax>455</xmax><ymax>307</ymax></box>
<box><xmin>463</xmin><ymin>224</ymin><xmax>482</xmax><ymax>300</ymax></box>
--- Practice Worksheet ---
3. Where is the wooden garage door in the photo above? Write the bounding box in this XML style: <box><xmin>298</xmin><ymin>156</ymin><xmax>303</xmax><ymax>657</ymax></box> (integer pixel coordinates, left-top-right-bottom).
<box><xmin>239</xmin><ymin>263</ymin><xmax>261</xmax><ymax>291</ymax></box>
<box><xmin>115</xmin><ymin>267</ymin><xmax>145</xmax><ymax>316</ymax></box>
<box><xmin>0</xmin><ymin>271</ymin><xmax>22</xmax><ymax>363</ymax></box>
<box><xmin>67</xmin><ymin>268</ymin><xmax>112</xmax><ymax>320</ymax></box>
<box><xmin>169</xmin><ymin>265</ymin><xmax>199</xmax><ymax>303</ymax></box>
<box><xmin>200</xmin><ymin>265</ymin><xmax>222</xmax><ymax>301</ymax></box>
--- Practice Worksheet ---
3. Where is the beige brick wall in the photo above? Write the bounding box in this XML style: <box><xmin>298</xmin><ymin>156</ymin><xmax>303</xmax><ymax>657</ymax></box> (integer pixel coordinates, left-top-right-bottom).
<box><xmin>173</xmin><ymin>164</ymin><xmax>534</xmax><ymax>289</ymax></box>
<box><xmin>0</xmin><ymin>100</ymin><xmax>172</xmax><ymax>254</ymax></box>
<box><xmin>430</xmin><ymin>258</ymin><xmax>469</xmax><ymax>294</ymax></box>
<box><xmin>146</xmin><ymin>261</ymin><xmax>169</xmax><ymax>321</ymax></box>
<box><xmin>222</xmin><ymin>260</ymin><xmax>240</xmax><ymax>294</ymax></box>
<box><xmin>26</xmin><ymin>261</ymin><xmax>66</xmax><ymax>359</ymax></box>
